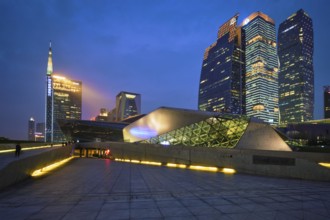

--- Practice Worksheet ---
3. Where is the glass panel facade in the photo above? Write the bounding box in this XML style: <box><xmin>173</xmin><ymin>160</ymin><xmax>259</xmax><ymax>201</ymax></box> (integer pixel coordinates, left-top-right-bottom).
<box><xmin>198</xmin><ymin>14</ymin><xmax>244</xmax><ymax>115</ymax></box>
<box><xmin>141</xmin><ymin>115</ymin><xmax>249</xmax><ymax>148</ymax></box>
<box><xmin>278</xmin><ymin>9</ymin><xmax>314</xmax><ymax>124</ymax></box>
<box><xmin>242</xmin><ymin>12</ymin><xmax>279</xmax><ymax>125</ymax></box>
<box><xmin>116</xmin><ymin>92</ymin><xmax>141</xmax><ymax>121</ymax></box>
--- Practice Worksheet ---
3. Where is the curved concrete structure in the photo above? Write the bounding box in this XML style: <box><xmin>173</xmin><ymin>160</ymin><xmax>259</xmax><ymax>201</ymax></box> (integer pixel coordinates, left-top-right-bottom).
<box><xmin>123</xmin><ymin>107</ymin><xmax>291</xmax><ymax>151</ymax></box>
<box><xmin>0</xmin><ymin>146</ymin><xmax>72</xmax><ymax>191</ymax></box>
<box><xmin>78</xmin><ymin>142</ymin><xmax>330</xmax><ymax>181</ymax></box>
<box><xmin>236</xmin><ymin>120</ymin><xmax>292</xmax><ymax>151</ymax></box>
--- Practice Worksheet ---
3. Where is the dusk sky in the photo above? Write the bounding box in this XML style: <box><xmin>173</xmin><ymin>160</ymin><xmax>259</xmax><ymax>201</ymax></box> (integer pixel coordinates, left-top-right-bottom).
<box><xmin>1</xmin><ymin>0</ymin><xmax>329</xmax><ymax>140</ymax></box>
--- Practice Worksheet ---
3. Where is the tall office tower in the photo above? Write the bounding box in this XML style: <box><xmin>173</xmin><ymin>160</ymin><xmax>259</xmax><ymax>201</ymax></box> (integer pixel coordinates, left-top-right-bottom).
<box><xmin>324</xmin><ymin>86</ymin><xmax>330</xmax><ymax>119</ymax></box>
<box><xmin>45</xmin><ymin>42</ymin><xmax>53</xmax><ymax>142</ymax></box>
<box><xmin>28</xmin><ymin>117</ymin><xmax>35</xmax><ymax>141</ymax></box>
<box><xmin>45</xmin><ymin>42</ymin><xmax>82</xmax><ymax>142</ymax></box>
<box><xmin>278</xmin><ymin>9</ymin><xmax>314</xmax><ymax>124</ymax></box>
<box><xmin>36</xmin><ymin>122</ymin><xmax>45</xmax><ymax>142</ymax></box>
<box><xmin>242</xmin><ymin>12</ymin><xmax>279</xmax><ymax>125</ymax></box>
<box><xmin>198</xmin><ymin>14</ymin><xmax>245</xmax><ymax>114</ymax></box>
<box><xmin>116</xmin><ymin>91</ymin><xmax>141</xmax><ymax>121</ymax></box>
<box><xmin>52</xmin><ymin>75</ymin><xmax>82</xmax><ymax>141</ymax></box>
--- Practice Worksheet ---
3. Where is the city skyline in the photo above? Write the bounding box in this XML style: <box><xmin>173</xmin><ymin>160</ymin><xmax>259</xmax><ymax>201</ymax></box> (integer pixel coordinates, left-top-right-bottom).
<box><xmin>1</xmin><ymin>1</ymin><xmax>330</xmax><ymax>139</ymax></box>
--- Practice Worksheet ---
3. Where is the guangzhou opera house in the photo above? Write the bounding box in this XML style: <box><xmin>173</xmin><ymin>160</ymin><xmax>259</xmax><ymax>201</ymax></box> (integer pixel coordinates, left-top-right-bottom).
<box><xmin>59</xmin><ymin>107</ymin><xmax>291</xmax><ymax>151</ymax></box>
<box><xmin>123</xmin><ymin>107</ymin><xmax>292</xmax><ymax>151</ymax></box>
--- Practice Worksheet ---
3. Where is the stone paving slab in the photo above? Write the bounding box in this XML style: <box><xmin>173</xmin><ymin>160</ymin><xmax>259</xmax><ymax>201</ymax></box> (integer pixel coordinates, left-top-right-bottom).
<box><xmin>0</xmin><ymin>158</ymin><xmax>330</xmax><ymax>219</ymax></box>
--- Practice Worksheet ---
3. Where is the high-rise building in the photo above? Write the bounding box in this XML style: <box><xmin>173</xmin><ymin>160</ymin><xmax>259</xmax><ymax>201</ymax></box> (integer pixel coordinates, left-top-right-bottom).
<box><xmin>36</xmin><ymin>122</ymin><xmax>45</xmax><ymax>142</ymax></box>
<box><xmin>324</xmin><ymin>86</ymin><xmax>330</xmax><ymax>119</ymax></box>
<box><xmin>28</xmin><ymin>117</ymin><xmax>35</xmax><ymax>141</ymax></box>
<box><xmin>116</xmin><ymin>91</ymin><xmax>141</xmax><ymax>121</ymax></box>
<box><xmin>52</xmin><ymin>75</ymin><xmax>82</xmax><ymax>141</ymax></box>
<box><xmin>242</xmin><ymin>12</ymin><xmax>279</xmax><ymax>125</ymax></box>
<box><xmin>198</xmin><ymin>14</ymin><xmax>245</xmax><ymax>114</ymax></box>
<box><xmin>45</xmin><ymin>42</ymin><xmax>53</xmax><ymax>142</ymax></box>
<box><xmin>278</xmin><ymin>9</ymin><xmax>314</xmax><ymax>124</ymax></box>
<box><xmin>45</xmin><ymin>43</ymin><xmax>82</xmax><ymax>142</ymax></box>
<box><xmin>95</xmin><ymin>108</ymin><xmax>109</xmax><ymax>121</ymax></box>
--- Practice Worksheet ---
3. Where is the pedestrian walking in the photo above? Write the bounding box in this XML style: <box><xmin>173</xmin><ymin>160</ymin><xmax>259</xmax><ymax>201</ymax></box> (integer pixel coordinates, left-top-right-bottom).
<box><xmin>15</xmin><ymin>143</ymin><xmax>21</xmax><ymax>157</ymax></box>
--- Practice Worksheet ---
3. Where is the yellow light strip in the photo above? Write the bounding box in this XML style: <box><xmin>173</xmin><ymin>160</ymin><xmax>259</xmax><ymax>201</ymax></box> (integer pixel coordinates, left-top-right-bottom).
<box><xmin>189</xmin><ymin>165</ymin><xmax>218</xmax><ymax>172</ymax></box>
<box><xmin>114</xmin><ymin>158</ymin><xmax>236</xmax><ymax>174</ymax></box>
<box><xmin>114</xmin><ymin>158</ymin><xmax>162</xmax><ymax>166</ymax></box>
<box><xmin>319</xmin><ymin>162</ymin><xmax>330</xmax><ymax>168</ymax></box>
<box><xmin>0</xmin><ymin>149</ymin><xmax>15</xmax><ymax>153</ymax></box>
<box><xmin>31</xmin><ymin>157</ymin><xmax>74</xmax><ymax>177</ymax></box>
<box><xmin>0</xmin><ymin>144</ymin><xmax>62</xmax><ymax>154</ymax></box>
<box><xmin>220</xmin><ymin>168</ymin><xmax>236</xmax><ymax>174</ymax></box>
<box><xmin>167</xmin><ymin>163</ymin><xmax>187</xmax><ymax>169</ymax></box>
<box><xmin>140</xmin><ymin>161</ymin><xmax>162</xmax><ymax>166</ymax></box>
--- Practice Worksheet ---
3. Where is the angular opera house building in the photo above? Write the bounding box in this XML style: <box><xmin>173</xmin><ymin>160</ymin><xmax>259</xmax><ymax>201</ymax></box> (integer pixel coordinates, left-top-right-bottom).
<box><xmin>123</xmin><ymin>107</ymin><xmax>291</xmax><ymax>151</ymax></box>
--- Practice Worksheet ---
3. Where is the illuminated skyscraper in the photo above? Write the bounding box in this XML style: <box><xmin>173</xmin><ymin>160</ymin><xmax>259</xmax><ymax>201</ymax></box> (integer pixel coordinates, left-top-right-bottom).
<box><xmin>324</xmin><ymin>86</ymin><xmax>330</xmax><ymax>119</ymax></box>
<box><xmin>52</xmin><ymin>75</ymin><xmax>82</xmax><ymax>141</ymax></box>
<box><xmin>45</xmin><ymin>43</ymin><xmax>82</xmax><ymax>142</ymax></box>
<box><xmin>36</xmin><ymin>122</ymin><xmax>45</xmax><ymax>142</ymax></box>
<box><xmin>278</xmin><ymin>9</ymin><xmax>314</xmax><ymax>124</ymax></box>
<box><xmin>28</xmin><ymin>117</ymin><xmax>35</xmax><ymax>141</ymax></box>
<box><xmin>116</xmin><ymin>91</ymin><xmax>141</xmax><ymax>121</ymax></box>
<box><xmin>242</xmin><ymin>12</ymin><xmax>279</xmax><ymax>125</ymax></box>
<box><xmin>45</xmin><ymin>42</ymin><xmax>53</xmax><ymax>142</ymax></box>
<box><xmin>198</xmin><ymin>14</ymin><xmax>245</xmax><ymax>114</ymax></box>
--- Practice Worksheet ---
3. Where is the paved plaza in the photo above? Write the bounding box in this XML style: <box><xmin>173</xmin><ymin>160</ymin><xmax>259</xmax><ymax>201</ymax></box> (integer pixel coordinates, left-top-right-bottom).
<box><xmin>0</xmin><ymin>158</ymin><xmax>330</xmax><ymax>220</ymax></box>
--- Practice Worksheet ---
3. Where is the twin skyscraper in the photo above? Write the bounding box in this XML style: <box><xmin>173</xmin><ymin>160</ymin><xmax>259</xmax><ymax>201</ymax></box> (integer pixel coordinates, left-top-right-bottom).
<box><xmin>198</xmin><ymin>9</ymin><xmax>314</xmax><ymax>125</ymax></box>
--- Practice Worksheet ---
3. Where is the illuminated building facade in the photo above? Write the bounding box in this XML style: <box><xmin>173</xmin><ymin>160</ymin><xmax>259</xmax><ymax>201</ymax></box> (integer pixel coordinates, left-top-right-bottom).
<box><xmin>198</xmin><ymin>14</ymin><xmax>245</xmax><ymax>114</ymax></box>
<box><xmin>116</xmin><ymin>91</ymin><xmax>141</xmax><ymax>122</ymax></box>
<box><xmin>28</xmin><ymin>117</ymin><xmax>35</xmax><ymax>141</ymax></box>
<box><xmin>36</xmin><ymin>122</ymin><xmax>45</xmax><ymax>142</ymax></box>
<box><xmin>45</xmin><ymin>42</ymin><xmax>53</xmax><ymax>142</ymax></box>
<box><xmin>324</xmin><ymin>86</ymin><xmax>330</xmax><ymax>119</ymax></box>
<box><xmin>95</xmin><ymin>108</ymin><xmax>109</xmax><ymax>121</ymax></box>
<box><xmin>278</xmin><ymin>9</ymin><xmax>314</xmax><ymax>124</ymax></box>
<box><xmin>45</xmin><ymin>42</ymin><xmax>82</xmax><ymax>142</ymax></box>
<box><xmin>242</xmin><ymin>12</ymin><xmax>279</xmax><ymax>125</ymax></box>
<box><xmin>123</xmin><ymin>107</ymin><xmax>291</xmax><ymax>151</ymax></box>
<box><xmin>52</xmin><ymin>75</ymin><xmax>82</xmax><ymax>142</ymax></box>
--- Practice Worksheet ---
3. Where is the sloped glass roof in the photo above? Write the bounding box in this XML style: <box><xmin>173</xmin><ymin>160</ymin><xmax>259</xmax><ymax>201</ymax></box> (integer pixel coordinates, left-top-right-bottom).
<box><xmin>141</xmin><ymin>115</ymin><xmax>249</xmax><ymax>148</ymax></box>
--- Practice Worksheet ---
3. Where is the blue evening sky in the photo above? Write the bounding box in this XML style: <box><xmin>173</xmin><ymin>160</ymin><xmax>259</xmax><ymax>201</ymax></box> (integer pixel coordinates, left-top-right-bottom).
<box><xmin>0</xmin><ymin>0</ymin><xmax>329</xmax><ymax>139</ymax></box>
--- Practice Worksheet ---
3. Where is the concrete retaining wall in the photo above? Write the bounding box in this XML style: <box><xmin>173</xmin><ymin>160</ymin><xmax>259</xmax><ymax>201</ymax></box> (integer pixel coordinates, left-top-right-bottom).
<box><xmin>78</xmin><ymin>142</ymin><xmax>330</xmax><ymax>181</ymax></box>
<box><xmin>0</xmin><ymin>142</ymin><xmax>50</xmax><ymax>151</ymax></box>
<box><xmin>0</xmin><ymin>146</ymin><xmax>72</xmax><ymax>191</ymax></box>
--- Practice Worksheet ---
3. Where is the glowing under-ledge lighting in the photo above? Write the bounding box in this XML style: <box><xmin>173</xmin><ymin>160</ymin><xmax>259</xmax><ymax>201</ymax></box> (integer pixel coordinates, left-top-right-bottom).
<box><xmin>189</xmin><ymin>165</ymin><xmax>218</xmax><ymax>172</ymax></box>
<box><xmin>319</xmin><ymin>162</ymin><xmax>330</xmax><ymax>168</ymax></box>
<box><xmin>167</xmin><ymin>163</ymin><xmax>187</xmax><ymax>169</ymax></box>
<box><xmin>0</xmin><ymin>145</ymin><xmax>52</xmax><ymax>154</ymax></box>
<box><xmin>31</xmin><ymin>157</ymin><xmax>74</xmax><ymax>177</ymax></box>
<box><xmin>0</xmin><ymin>149</ymin><xmax>16</xmax><ymax>153</ymax></box>
<box><xmin>114</xmin><ymin>158</ymin><xmax>236</xmax><ymax>174</ymax></box>
<box><xmin>220</xmin><ymin>168</ymin><xmax>236</xmax><ymax>174</ymax></box>
<box><xmin>140</xmin><ymin>161</ymin><xmax>162</xmax><ymax>166</ymax></box>
<box><xmin>114</xmin><ymin>158</ymin><xmax>161</xmax><ymax>166</ymax></box>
